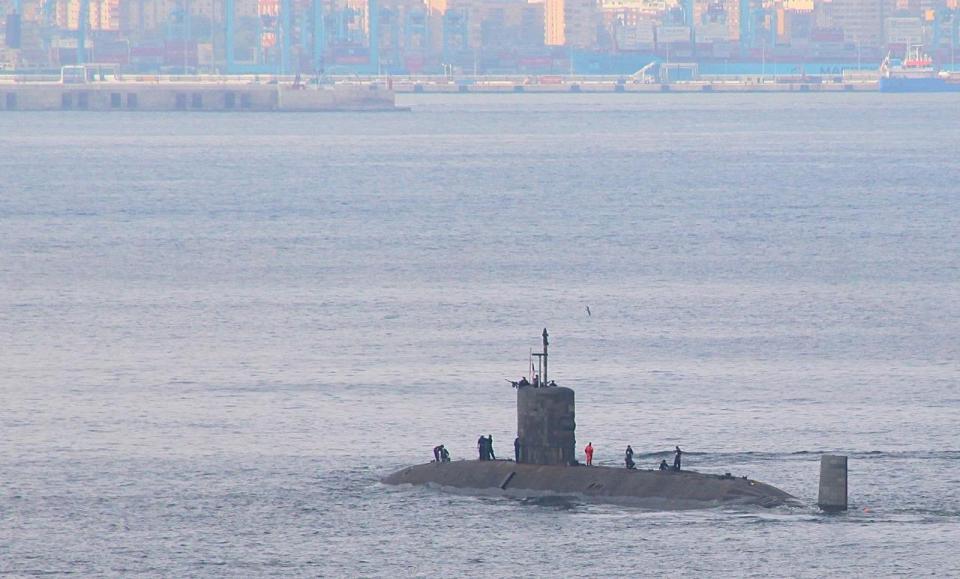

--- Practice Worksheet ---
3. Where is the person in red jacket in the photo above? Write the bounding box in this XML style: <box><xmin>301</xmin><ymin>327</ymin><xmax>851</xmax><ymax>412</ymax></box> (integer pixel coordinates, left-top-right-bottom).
<box><xmin>584</xmin><ymin>442</ymin><xmax>594</xmax><ymax>466</ymax></box>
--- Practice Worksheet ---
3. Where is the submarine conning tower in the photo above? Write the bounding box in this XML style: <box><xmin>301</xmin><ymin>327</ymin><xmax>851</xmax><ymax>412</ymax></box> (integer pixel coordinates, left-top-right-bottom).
<box><xmin>516</xmin><ymin>329</ymin><xmax>577</xmax><ymax>466</ymax></box>
<box><xmin>383</xmin><ymin>327</ymin><xmax>800</xmax><ymax>509</ymax></box>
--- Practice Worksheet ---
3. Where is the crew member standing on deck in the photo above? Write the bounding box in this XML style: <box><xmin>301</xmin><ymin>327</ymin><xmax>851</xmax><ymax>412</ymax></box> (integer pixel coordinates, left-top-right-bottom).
<box><xmin>673</xmin><ymin>446</ymin><xmax>683</xmax><ymax>471</ymax></box>
<box><xmin>585</xmin><ymin>442</ymin><xmax>594</xmax><ymax>466</ymax></box>
<box><xmin>514</xmin><ymin>437</ymin><xmax>521</xmax><ymax>462</ymax></box>
<box><xmin>625</xmin><ymin>445</ymin><xmax>635</xmax><ymax>469</ymax></box>
<box><xmin>487</xmin><ymin>435</ymin><xmax>496</xmax><ymax>460</ymax></box>
<box><xmin>478</xmin><ymin>435</ymin><xmax>487</xmax><ymax>460</ymax></box>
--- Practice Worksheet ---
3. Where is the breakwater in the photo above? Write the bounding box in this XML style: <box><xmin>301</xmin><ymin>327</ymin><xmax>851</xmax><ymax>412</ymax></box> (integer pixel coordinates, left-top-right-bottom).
<box><xmin>390</xmin><ymin>77</ymin><xmax>879</xmax><ymax>93</ymax></box>
<box><xmin>0</xmin><ymin>80</ymin><xmax>400</xmax><ymax>112</ymax></box>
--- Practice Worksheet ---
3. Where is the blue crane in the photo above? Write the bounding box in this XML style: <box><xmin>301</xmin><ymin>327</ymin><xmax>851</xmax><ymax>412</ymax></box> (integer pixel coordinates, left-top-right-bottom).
<box><xmin>223</xmin><ymin>0</ymin><xmax>298</xmax><ymax>73</ymax></box>
<box><xmin>369</xmin><ymin>0</ymin><xmax>379</xmax><ymax>73</ymax></box>
<box><xmin>225</xmin><ymin>0</ymin><xmax>235</xmax><ymax>71</ymax></box>
<box><xmin>77</xmin><ymin>0</ymin><xmax>89</xmax><ymax>64</ymax></box>
<box><xmin>280</xmin><ymin>0</ymin><xmax>292</xmax><ymax>74</ymax></box>
<box><xmin>314</xmin><ymin>0</ymin><xmax>326</xmax><ymax>72</ymax></box>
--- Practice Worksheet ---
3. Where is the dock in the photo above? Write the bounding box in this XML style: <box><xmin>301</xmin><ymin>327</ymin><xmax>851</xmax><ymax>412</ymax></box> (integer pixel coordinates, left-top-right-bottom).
<box><xmin>0</xmin><ymin>68</ymin><xmax>401</xmax><ymax>112</ymax></box>
<box><xmin>0</xmin><ymin>68</ymin><xmax>892</xmax><ymax>113</ymax></box>
<box><xmin>387</xmin><ymin>75</ymin><xmax>880</xmax><ymax>94</ymax></box>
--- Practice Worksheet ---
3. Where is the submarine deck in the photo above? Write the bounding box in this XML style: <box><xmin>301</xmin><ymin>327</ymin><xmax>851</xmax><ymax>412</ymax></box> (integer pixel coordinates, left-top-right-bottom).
<box><xmin>383</xmin><ymin>460</ymin><xmax>796</xmax><ymax>509</ymax></box>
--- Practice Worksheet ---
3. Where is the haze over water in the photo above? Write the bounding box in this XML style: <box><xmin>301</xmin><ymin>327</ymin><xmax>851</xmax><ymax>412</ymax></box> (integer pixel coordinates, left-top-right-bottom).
<box><xmin>1</xmin><ymin>94</ymin><xmax>959</xmax><ymax>576</ymax></box>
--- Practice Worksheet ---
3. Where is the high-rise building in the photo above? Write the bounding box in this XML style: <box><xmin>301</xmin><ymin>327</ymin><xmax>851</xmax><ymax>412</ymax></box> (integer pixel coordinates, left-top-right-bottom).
<box><xmin>116</xmin><ymin>0</ymin><xmax>181</xmax><ymax>34</ymax></box>
<box><xmin>428</xmin><ymin>0</ymin><xmax>545</xmax><ymax>52</ymax></box>
<box><xmin>824</xmin><ymin>0</ymin><xmax>890</xmax><ymax>46</ymax></box>
<box><xmin>884</xmin><ymin>14</ymin><xmax>922</xmax><ymax>43</ymax></box>
<box><xmin>91</xmin><ymin>0</ymin><xmax>121</xmax><ymax>30</ymax></box>
<box><xmin>120</xmin><ymin>0</ymin><xmax>251</xmax><ymax>37</ymax></box>
<box><xmin>57</xmin><ymin>0</ymin><xmax>113</xmax><ymax>30</ymax></box>
<box><xmin>545</xmin><ymin>0</ymin><xmax>598</xmax><ymax>47</ymax></box>
<box><xmin>545</xmin><ymin>0</ymin><xmax>563</xmax><ymax>42</ymax></box>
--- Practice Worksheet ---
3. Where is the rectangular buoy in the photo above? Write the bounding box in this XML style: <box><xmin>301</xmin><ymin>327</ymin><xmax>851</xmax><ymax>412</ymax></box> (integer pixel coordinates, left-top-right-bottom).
<box><xmin>818</xmin><ymin>455</ymin><xmax>848</xmax><ymax>512</ymax></box>
<box><xmin>500</xmin><ymin>471</ymin><xmax>516</xmax><ymax>490</ymax></box>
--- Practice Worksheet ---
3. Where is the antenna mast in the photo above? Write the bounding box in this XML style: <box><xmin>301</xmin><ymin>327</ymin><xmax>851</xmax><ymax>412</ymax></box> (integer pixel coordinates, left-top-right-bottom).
<box><xmin>542</xmin><ymin>328</ymin><xmax>549</xmax><ymax>385</ymax></box>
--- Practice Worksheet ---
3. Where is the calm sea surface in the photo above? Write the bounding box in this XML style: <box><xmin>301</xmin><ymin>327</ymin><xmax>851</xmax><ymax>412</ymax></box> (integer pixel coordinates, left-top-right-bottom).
<box><xmin>1</xmin><ymin>93</ymin><xmax>959</xmax><ymax>577</ymax></box>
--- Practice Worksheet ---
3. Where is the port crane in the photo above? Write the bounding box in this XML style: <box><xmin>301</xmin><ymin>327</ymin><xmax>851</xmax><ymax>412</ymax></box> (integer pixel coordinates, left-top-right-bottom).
<box><xmin>222</xmin><ymin>0</ymin><xmax>380</xmax><ymax>74</ymax></box>
<box><xmin>629</xmin><ymin>61</ymin><xmax>658</xmax><ymax>83</ymax></box>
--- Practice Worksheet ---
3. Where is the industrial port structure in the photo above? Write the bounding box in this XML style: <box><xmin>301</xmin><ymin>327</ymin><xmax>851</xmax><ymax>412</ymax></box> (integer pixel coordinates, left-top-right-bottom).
<box><xmin>1</xmin><ymin>0</ymin><xmax>959</xmax><ymax>78</ymax></box>
<box><xmin>0</xmin><ymin>69</ymin><xmax>400</xmax><ymax>110</ymax></box>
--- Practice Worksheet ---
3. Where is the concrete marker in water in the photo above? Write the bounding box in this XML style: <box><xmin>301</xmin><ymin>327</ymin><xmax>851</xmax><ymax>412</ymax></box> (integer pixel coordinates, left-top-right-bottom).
<box><xmin>817</xmin><ymin>454</ymin><xmax>848</xmax><ymax>512</ymax></box>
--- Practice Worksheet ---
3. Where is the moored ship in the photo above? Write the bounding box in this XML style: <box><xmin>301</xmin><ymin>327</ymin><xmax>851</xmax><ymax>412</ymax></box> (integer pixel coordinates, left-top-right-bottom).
<box><xmin>879</xmin><ymin>46</ymin><xmax>960</xmax><ymax>92</ymax></box>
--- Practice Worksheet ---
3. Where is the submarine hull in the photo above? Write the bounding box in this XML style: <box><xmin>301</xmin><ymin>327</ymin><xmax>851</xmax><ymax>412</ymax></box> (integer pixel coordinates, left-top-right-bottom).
<box><xmin>383</xmin><ymin>460</ymin><xmax>796</xmax><ymax>509</ymax></box>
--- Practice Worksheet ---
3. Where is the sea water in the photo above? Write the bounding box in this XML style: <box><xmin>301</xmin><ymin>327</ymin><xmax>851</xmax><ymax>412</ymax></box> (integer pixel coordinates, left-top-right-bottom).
<box><xmin>1</xmin><ymin>93</ymin><xmax>958</xmax><ymax>576</ymax></box>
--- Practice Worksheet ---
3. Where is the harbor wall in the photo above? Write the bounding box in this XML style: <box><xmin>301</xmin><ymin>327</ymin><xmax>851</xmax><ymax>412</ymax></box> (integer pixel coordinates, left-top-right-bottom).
<box><xmin>0</xmin><ymin>83</ymin><xmax>398</xmax><ymax>112</ymax></box>
<box><xmin>393</xmin><ymin>80</ymin><xmax>878</xmax><ymax>93</ymax></box>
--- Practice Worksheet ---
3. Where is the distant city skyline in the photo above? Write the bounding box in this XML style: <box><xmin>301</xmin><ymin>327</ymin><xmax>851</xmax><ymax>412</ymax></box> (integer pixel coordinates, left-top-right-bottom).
<box><xmin>2</xmin><ymin>0</ymin><xmax>958</xmax><ymax>73</ymax></box>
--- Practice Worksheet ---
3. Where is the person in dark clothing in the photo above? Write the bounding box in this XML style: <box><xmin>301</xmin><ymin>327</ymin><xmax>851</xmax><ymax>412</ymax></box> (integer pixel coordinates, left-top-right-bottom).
<box><xmin>514</xmin><ymin>437</ymin><xmax>521</xmax><ymax>462</ymax></box>
<box><xmin>518</xmin><ymin>377</ymin><xmax>530</xmax><ymax>388</ymax></box>
<box><xmin>673</xmin><ymin>446</ymin><xmax>683</xmax><ymax>471</ymax></box>
<box><xmin>440</xmin><ymin>446</ymin><xmax>450</xmax><ymax>462</ymax></box>
<box><xmin>433</xmin><ymin>444</ymin><xmax>443</xmax><ymax>462</ymax></box>
<box><xmin>659</xmin><ymin>459</ymin><xmax>669</xmax><ymax>471</ymax></box>
<box><xmin>625</xmin><ymin>445</ymin><xmax>635</xmax><ymax>469</ymax></box>
<box><xmin>487</xmin><ymin>435</ymin><xmax>496</xmax><ymax>460</ymax></box>
<box><xmin>478</xmin><ymin>436</ymin><xmax>487</xmax><ymax>460</ymax></box>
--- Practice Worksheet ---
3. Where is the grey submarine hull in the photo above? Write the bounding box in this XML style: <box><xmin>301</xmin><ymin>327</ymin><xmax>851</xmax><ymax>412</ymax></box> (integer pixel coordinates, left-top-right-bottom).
<box><xmin>383</xmin><ymin>460</ymin><xmax>797</xmax><ymax>509</ymax></box>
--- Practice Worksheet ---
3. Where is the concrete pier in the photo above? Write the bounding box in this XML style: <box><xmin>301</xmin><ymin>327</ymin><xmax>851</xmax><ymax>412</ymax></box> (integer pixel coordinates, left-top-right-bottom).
<box><xmin>388</xmin><ymin>77</ymin><xmax>878</xmax><ymax>94</ymax></box>
<box><xmin>0</xmin><ymin>81</ymin><xmax>399</xmax><ymax>112</ymax></box>
<box><xmin>818</xmin><ymin>455</ymin><xmax>849</xmax><ymax>512</ymax></box>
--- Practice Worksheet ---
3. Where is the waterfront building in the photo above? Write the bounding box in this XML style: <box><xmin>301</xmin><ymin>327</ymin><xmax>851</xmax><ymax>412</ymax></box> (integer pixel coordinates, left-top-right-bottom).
<box><xmin>2</xmin><ymin>0</ymin><xmax>957</xmax><ymax>74</ymax></box>
<box><xmin>546</xmin><ymin>0</ymin><xmax>599</xmax><ymax>46</ymax></box>
<box><xmin>822</xmin><ymin>0</ymin><xmax>889</xmax><ymax>47</ymax></box>
<box><xmin>428</xmin><ymin>0</ymin><xmax>545</xmax><ymax>56</ymax></box>
<box><xmin>54</xmin><ymin>0</ymin><xmax>121</xmax><ymax>30</ymax></box>
<box><xmin>884</xmin><ymin>15</ymin><xmax>922</xmax><ymax>45</ymax></box>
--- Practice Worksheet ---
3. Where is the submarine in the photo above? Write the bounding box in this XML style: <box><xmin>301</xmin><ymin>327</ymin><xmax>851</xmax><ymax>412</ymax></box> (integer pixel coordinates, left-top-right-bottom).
<box><xmin>385</xmin><ymin>330</ymin><xmax>848</xmax><ymax>511</ymax></box>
